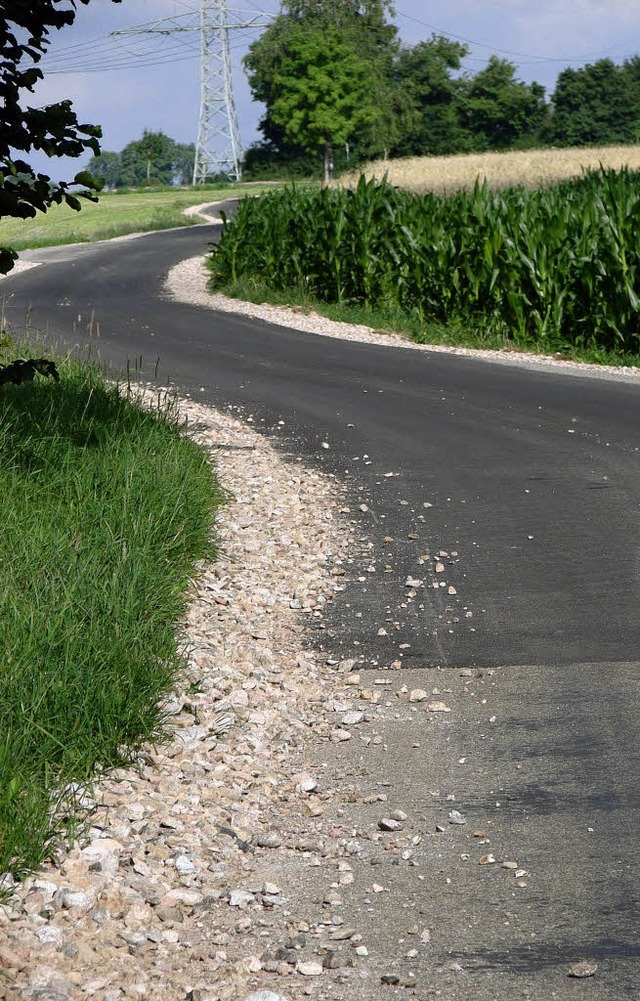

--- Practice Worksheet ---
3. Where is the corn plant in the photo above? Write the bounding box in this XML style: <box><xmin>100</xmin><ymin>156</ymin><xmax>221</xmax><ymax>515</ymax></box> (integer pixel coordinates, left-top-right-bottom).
<box><xmin>207</xmin><ymin>168</ymin><xmax>640</xmax><ymax>357</ymax></box>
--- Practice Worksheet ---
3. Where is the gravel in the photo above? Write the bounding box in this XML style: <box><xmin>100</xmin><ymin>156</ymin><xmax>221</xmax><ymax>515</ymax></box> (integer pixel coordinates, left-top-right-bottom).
<box><xmin>0</xmin><ymin>387</ymin><xmax>366</xmax><ymax>1001</ymax></box>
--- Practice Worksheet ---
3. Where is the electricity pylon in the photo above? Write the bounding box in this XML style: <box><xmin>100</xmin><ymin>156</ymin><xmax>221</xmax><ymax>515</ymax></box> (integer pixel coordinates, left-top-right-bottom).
<box><xmin>112</xmin><ymin>3</ymin><xmax>272</xmax><ymax>184</ymax></box>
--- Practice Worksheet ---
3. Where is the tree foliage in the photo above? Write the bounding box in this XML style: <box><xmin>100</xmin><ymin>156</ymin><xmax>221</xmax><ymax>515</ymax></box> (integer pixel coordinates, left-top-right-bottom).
<box><xmin>244</xmin><ymin>0</ymin><xmax>400</xmax><ymax>167</ymax></box>
<box><xmin>243</xmin><ymin>2</ymin><xmax>640</xmax><ymax>179</ymax></box>
<box><xmin>393</xmin><ymin>35</ymin><xmax>470</xmax><ymax>156</ymax></box>
<box><xmin>1</xmin><ymin>0</ymin><xmax>121</xmax><ymax>274</ymax></box>
<box><xmin>458</xmin><ymin>56</ymin><xmax>547</xmax><ymax>151</ymax></box>
<box><xmin>269</xmin><ymin>29</ymin><xmax>379</xmax><ymax>180</ymax></box>
<box><xmin>88</xmin><ymin>132</ymin><xmax>196</xmax><ymax>189</ymax></box>
<box><xmin>549</xmin><ymin>59</ymin><xmax>640</xmax><ymax>146</ymax></box>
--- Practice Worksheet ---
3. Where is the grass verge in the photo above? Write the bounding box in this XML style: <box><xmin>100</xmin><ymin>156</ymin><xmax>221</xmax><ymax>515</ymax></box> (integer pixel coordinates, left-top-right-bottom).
<box><xmin>0</xmin><ymin>183</ymin><xmax>274</xmax><ymax>252</ymax></box>
<box><xmin>211</xmin><ymin>277</ymin><xmax>640</xmax><ymax>369</ymax></box>
<box><xmin>0</xmin><ymin>340</ymin><xmax>222</xmax><ymax>881</ymax></box>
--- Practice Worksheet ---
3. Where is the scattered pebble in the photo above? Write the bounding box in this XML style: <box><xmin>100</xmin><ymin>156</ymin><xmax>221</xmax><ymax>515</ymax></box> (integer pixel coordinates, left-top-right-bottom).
<box><xmin>329</xmin><ymin>926</ymin><xmax>357</xmax><ymax>941</ymax></box>
<box><xmin>256</xmin><ymin>832</ymin><xmax>284</xmax><ymax>849</ymax></box>
<box><xmin>390</xmin><ymin>809</ymin><xmax>409</xmax><ymax>822</ymax></box>
<box><xmin>244</xmin><ymin>992</ymin><xmax>289</xmax><ymax>1001</ymax></box>
<box><xmin>381</xmin><ymin>973</ymin><xmax>400</xmax><ymax>985</ymax></box>
<box><xmin>378</xmin><ymin>818</ymin><xmax>403</xmax><ymax>831</ymax></box>
<box><xmin>229</xmin><ymin>890</ymin><xmax>255</xmax><ymax>907</ymax></box>
<box><xmin>342</xmin><ymin>710</ymin><xmax>365</xmax><ymax>725</ymax></box>
<box><xmin>409</xmin><ymin>689</ymin><xmax>428</xmax><ymax>703</ymax></box>
<box><xmin>448</xmin><ymin>810</ymin><xmax>467</xmax><ymax>825</ymax></box>
<box><xmin>297</xmin><ymin>961</ymin><xmax>323</xmax><ymax>977</ymax></box>
<box><xmin>569</xmin><ymin>959</ymin><xmax>598</xmax><ymax>978</ymax></box>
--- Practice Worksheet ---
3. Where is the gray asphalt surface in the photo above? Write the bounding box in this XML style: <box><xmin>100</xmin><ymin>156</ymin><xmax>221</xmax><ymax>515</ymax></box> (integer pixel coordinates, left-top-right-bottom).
<box><xmin>281</xmin><ymin>662</ymin><xmax>640</xmax><ymax>1000</ymax></box>
<box><xmin>2</xmin><ymin>219</ymin><xmax>639</xmax><ymax>997</ymax></box>
<box><xmin>5</xmin><ymin>221</ymin><xmax>639</xmax><ymax>669</ymax></box>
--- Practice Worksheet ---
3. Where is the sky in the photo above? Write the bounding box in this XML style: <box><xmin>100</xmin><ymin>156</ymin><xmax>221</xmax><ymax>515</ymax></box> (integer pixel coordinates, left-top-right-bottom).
<box><xmin>21</xmin><ymin>0</ymin><xmax>640</xmax><ymax>182</ymax></box>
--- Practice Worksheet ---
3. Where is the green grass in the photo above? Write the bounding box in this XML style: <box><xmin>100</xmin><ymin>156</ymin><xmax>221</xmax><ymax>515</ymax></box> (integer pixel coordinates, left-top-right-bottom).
<box><xmin>0</xmin><ymin>183</ymin><xmax>274</xmax><ymax>251</ymax></box>
<box><xmin>0</xmin><ymin>341</ymin><xmax>222</xmax><ymax>880</ymax></box>
<box><xmin>207</xmin><ymin>171</ymin><xmax>640</xmax><ymax>364</ymax></box>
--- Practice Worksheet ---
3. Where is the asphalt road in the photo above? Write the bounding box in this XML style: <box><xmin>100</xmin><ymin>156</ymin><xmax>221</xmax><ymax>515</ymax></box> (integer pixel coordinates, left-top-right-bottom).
<box><xmin>3</xmin><ymin>219</ymin><xmax>639</xmax><ymax>996</ymax></box>
<box><xmin>5</xmin><ymin>220</ymin><xmax>639</xmax><ymax>670</ymax></box>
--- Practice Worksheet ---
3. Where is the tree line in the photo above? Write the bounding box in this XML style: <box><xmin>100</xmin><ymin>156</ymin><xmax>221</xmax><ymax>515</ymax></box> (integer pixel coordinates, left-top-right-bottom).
<box><xmin>242</xmin><ymin>0</ymin><xmax>640</xmax><ymax>180</ymax></box>
<box><xmin>86</xmin><ymin>131</ymin><xmax>195</xmax><ymax>189</ymax></box>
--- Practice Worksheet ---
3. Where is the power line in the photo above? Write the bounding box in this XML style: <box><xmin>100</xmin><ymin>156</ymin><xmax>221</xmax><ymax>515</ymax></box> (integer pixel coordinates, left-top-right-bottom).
<box><xmin>44</xmin><ymin>53</ymin><xmax>199</xmax><ymax>75</ymax></box>
<box><xmin>394</xmin><ymin>6</ymin><xmax>633</xmax><ymax>65</ymax></box>
<box><xmin>39</xmin><ymin>18</ymin><xmax>260</xmax><ymax>76</ymax></box>
<box><xmin>112</xmin><ymin>3</ymin><xmax>273</xmax><ymax>183</ymax></box>
<box><xmin>39</xmin><ymin>34</ymin><xmax>193</xmax><ymax>71</ymax></box>
<box><xmin>43</xmin><ymin>42</ymin><xmax>200</xmax><ymax>74</ymax></box>
<box><xmin>39</xmin><ymin>32</ymin><xmax>258</xmax><ymax>76</ymax></box>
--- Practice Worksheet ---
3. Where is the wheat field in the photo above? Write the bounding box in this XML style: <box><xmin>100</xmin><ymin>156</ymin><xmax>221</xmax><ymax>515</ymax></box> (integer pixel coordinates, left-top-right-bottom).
<box><xmin>338</xmin><ymin>144</ymin><xmax>640</xmax><ymax>194</ymax></box>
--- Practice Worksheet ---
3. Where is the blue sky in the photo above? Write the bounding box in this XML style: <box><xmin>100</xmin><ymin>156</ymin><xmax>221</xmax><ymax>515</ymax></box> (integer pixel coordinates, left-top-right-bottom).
<box><xmin>25</xmin><ymin>0</ymin><xmax>640</xmax><ymax>181</ymax></box>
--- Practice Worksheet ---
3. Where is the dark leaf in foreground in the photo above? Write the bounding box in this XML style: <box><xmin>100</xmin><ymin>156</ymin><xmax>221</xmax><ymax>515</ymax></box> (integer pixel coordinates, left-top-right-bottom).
<box><xmin>0</xmin><ymin>357</ymin><xmax>60</xmax><ymax>386</ymax></box>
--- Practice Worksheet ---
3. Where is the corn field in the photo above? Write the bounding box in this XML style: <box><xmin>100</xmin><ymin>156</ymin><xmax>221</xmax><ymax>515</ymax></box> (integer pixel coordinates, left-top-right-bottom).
<box><xmin>207</xmin><ymin>169</ymin><xmax>640</xmax><ymax>356</ymax></box>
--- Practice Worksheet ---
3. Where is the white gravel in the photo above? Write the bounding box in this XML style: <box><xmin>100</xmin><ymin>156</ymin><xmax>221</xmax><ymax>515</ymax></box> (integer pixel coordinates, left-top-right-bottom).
<box><xmin>0</xmin><ymin>259</ymin><xmax>41</xmax><ymax>280</ymax></box>
<box><xmin>1</xmin><ymin>389</ymin><xmax>365</xmax><ymax>1001</ymax></box>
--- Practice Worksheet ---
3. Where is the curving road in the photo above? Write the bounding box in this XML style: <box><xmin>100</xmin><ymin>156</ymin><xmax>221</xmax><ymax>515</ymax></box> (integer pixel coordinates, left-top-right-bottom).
<box><xmin>3</xmin><ymin>217</ymin><xmax>639</xmax><ymax>996</ymax></box>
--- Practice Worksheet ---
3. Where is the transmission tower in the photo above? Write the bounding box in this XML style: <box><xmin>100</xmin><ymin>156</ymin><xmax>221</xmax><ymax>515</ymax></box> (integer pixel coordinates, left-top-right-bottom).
<box><xmin>112</xmin><ymin>3</ymin><xmax>272</xmax><ymax>184</ymax></box>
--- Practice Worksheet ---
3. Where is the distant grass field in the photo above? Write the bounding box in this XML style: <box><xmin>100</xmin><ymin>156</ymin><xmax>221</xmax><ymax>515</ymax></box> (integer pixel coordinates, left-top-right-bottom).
<box><xmin>339</xmin><ymin>144</ymin><xmax>640</xmax><ymax>194</ymax></box>
<box><xmin>0</xmin><ymin>183</ymin><xmax>273</xmax><ymax>252</ymax></box>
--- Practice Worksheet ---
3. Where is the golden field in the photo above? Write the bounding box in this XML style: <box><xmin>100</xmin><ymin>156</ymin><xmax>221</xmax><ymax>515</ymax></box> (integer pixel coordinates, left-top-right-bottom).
<box><xmin>338</xmin><ymin>144</ymin><xmax>640</xmax><ymax>194</ymax></box>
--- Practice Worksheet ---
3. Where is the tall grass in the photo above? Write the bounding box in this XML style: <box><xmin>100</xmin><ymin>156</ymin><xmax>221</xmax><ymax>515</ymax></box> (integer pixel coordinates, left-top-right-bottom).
<box><xmin>207</xmin><ymin>169</ymin><xmax>640</xmax><ymax>359</ymax></box>
<box><xmin>0</xmin><ymin>349</ymin><xmax>221</xmax><ymax>879</ymax></box>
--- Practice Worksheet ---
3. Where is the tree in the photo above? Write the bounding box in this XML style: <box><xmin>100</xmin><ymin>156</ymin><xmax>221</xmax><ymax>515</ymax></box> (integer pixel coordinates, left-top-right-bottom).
<box><xmin>244</xmin><ymin>1</ymin><xmax>400</xmax><ymax>168</ymax></box>
<box><xmin>549</xmin><ymin>59</ymin><xmax>640</xmax><ymax>146</ymax></box>
<box><xmin>457</xmin><ymin>56</ymin><xmax>547</xmax><ymax>150</ymax></box>
<box><xmin>172</xmin><ymin>141</ymin><xmax>197</xmax><ymax>186</ymax></box>
<box><xmin>622</xmin><ymin>56</ymin><xmax>640</xmax><ymax>141</ymax></box>
<box><xmin>85</xmin><ymin>150</ymin><xmax>121</xmax><ymax>190</ymax></box>
<box><xmin>119</xmin><ymin>130</ymin><xmax>176</xmax><ymax>186</ymax></box>
<box><xmin>1</xmin><ymin>0</ymin><xmax>121</xmax><ymax>274</ymax></box>
<box><xmin>393</xmin><ymin>34</ymin><xmax>470</xmax><ymax>156</ymax></box>
<box><xmin>86</xmin><ymin>133</ymin><xmax>196</xmax><ymax>189</ymax></box>
<box><xmin>137</xmin><ymin>130</ymin><xmax>168</xmax><ymax>184</ymax></box>
<box><xmin>269</xmin><ymin>28</ymin><xmax>380</xmax><ymax>181</ymax></box>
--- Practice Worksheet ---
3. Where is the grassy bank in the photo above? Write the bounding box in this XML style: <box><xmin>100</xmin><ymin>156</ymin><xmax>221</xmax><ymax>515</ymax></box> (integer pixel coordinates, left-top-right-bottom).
<box><xmin>0</xmin><ymin>344</ymin><xmax>222</xmax><ymax>880</ymax></box>
<box><xmin>207</xmin><ymin>171</ymin><xmax>640</xmax><ymax>365</ymax></box>
<box><xmin>0</xmin><ymin>183</ymin><xmax>272</xmax><ymax>252</ymax></box>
